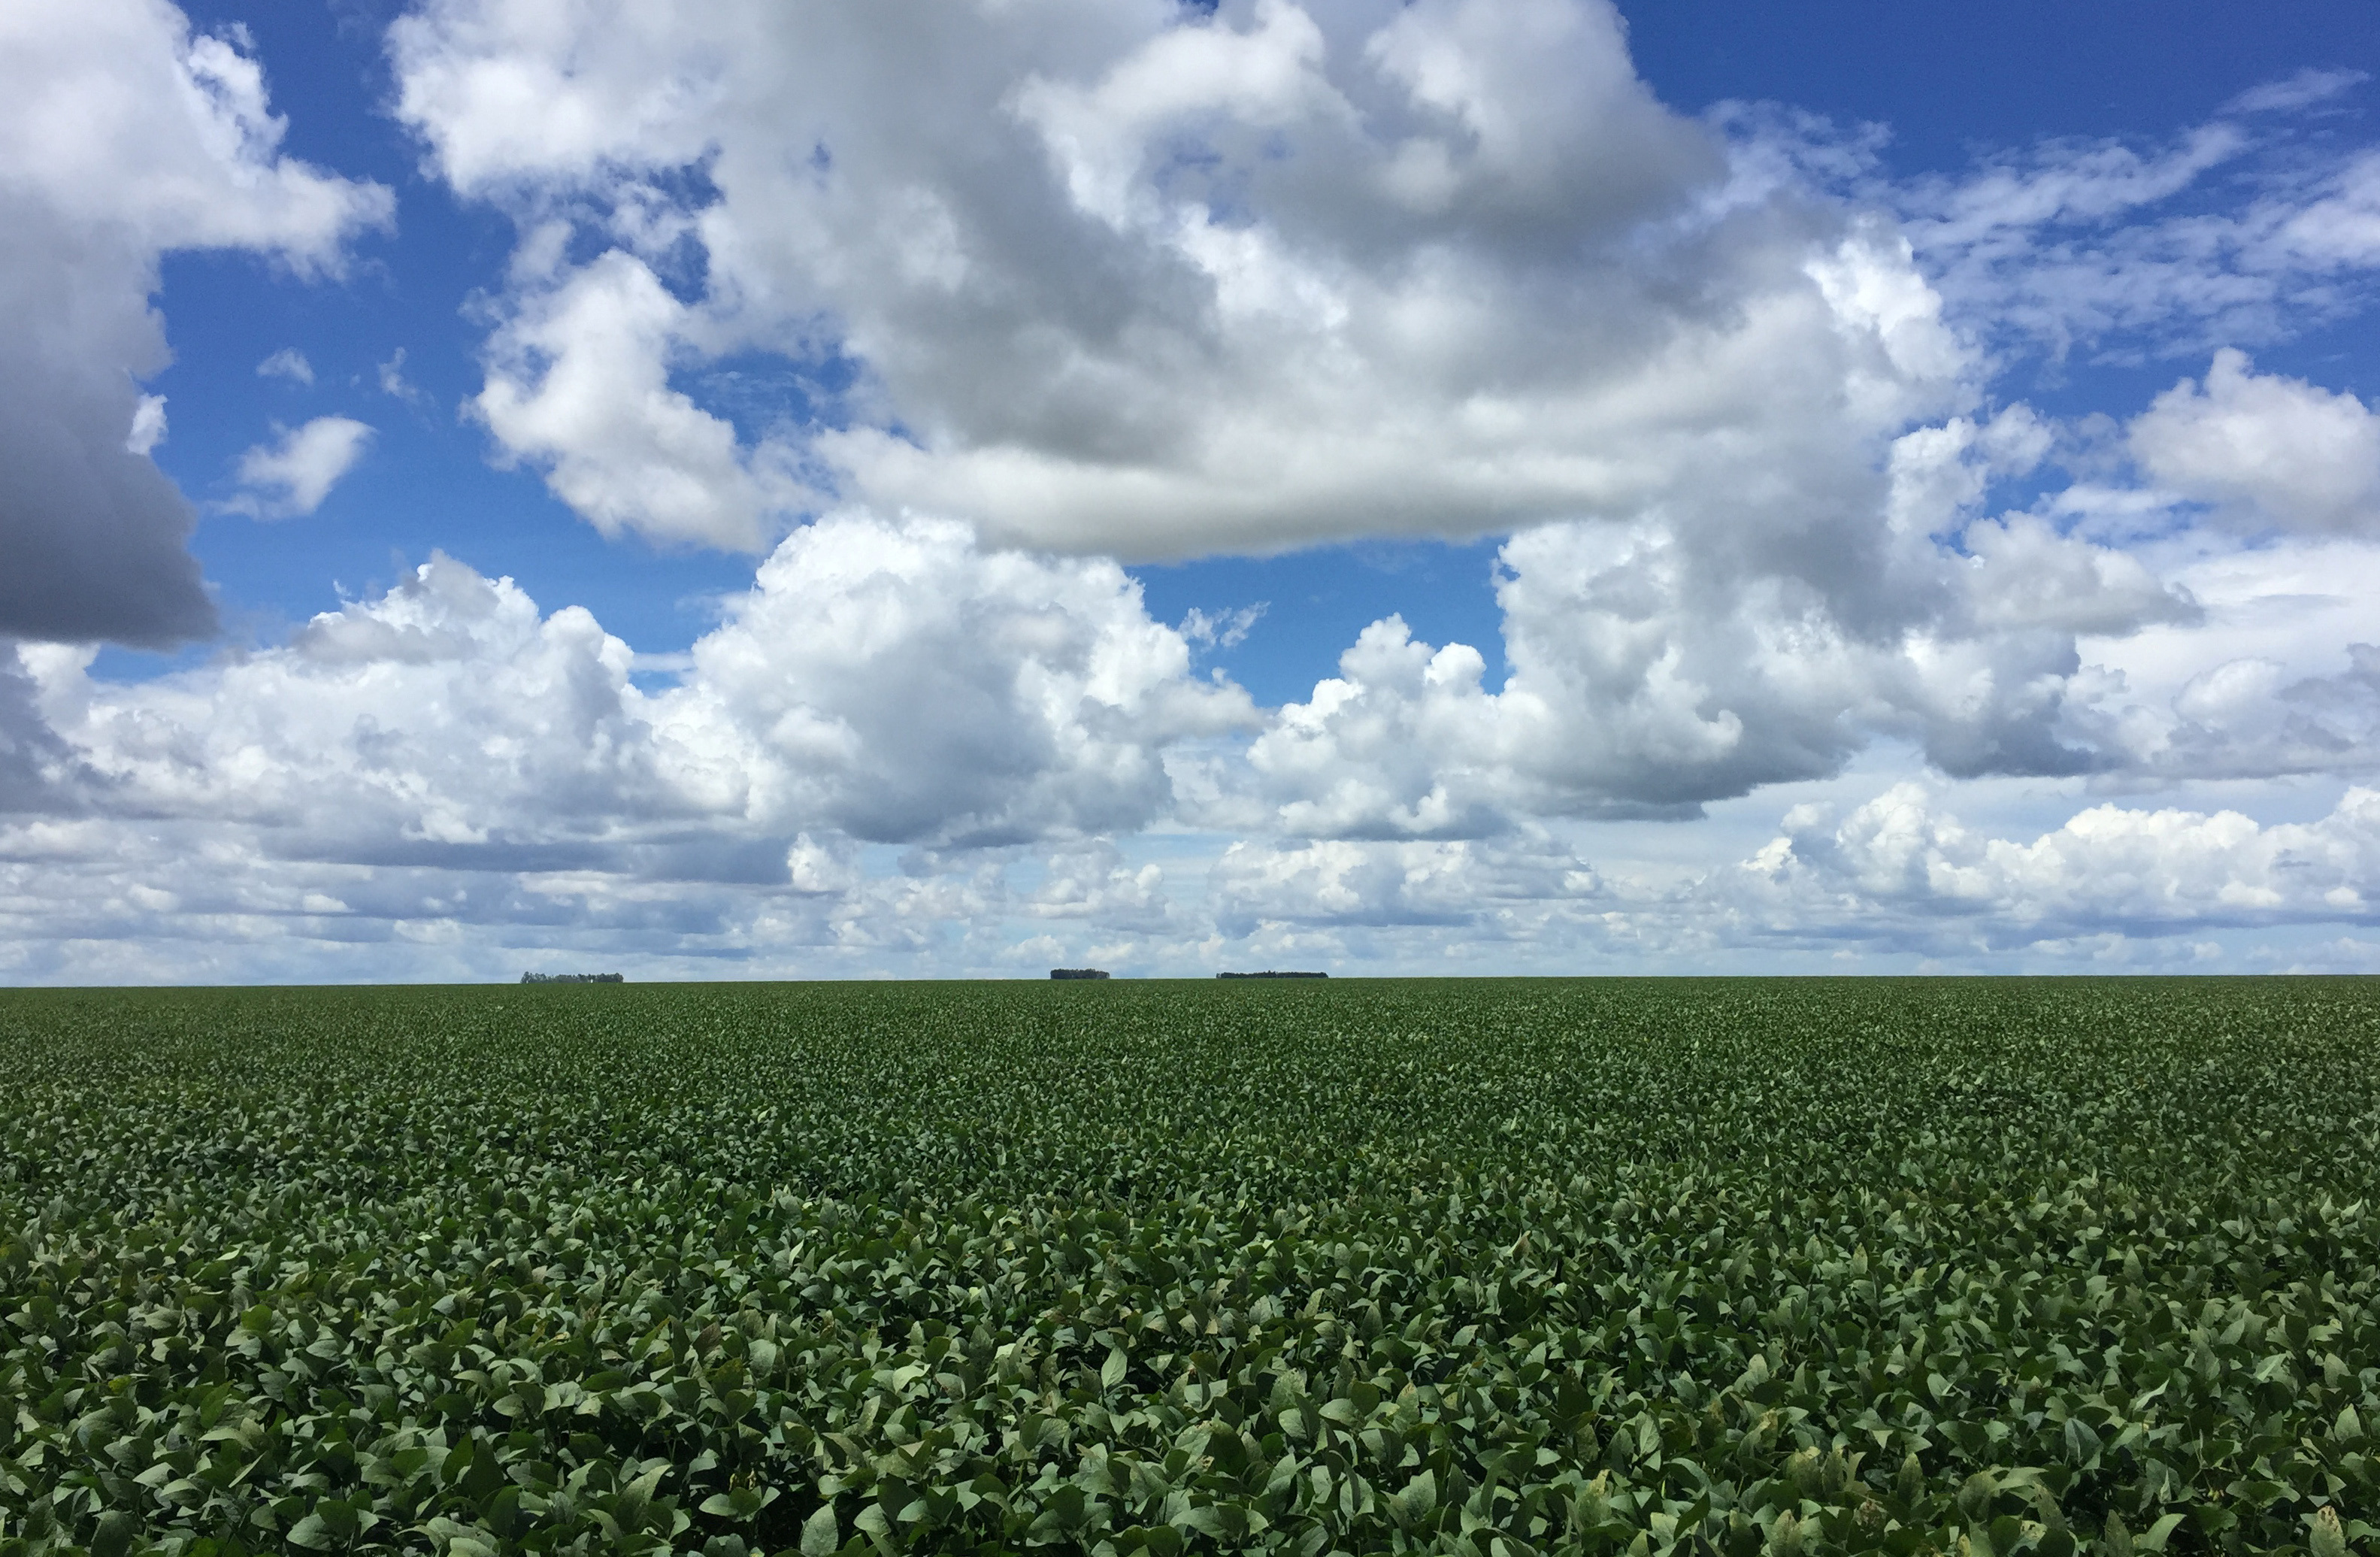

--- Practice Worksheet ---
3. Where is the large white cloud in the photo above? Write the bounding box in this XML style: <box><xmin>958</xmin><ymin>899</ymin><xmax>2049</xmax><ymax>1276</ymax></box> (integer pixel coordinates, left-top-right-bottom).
<box><xmin>23</xmin><ymin>554</ymin><xmax>682</xmax><ymax>861</ymax></box>
<box><xmin>673</xmin><ymin>511</ymin><xmax>1258</xmax><ymax>844</ymax></box>
<box><xmin>389</xmin><ymin>0</ymin><xmax>1979</xmax><ymax>560</ymax></box>
<box><xmin>0</xmin><ymin>0</ymin><xmax>390</xmax><ymax>644</ymax></box>
<box><xmin>2130</xmin><ymin>350</ymin><xmax>2380</xmax><ymax>535</ymax></box>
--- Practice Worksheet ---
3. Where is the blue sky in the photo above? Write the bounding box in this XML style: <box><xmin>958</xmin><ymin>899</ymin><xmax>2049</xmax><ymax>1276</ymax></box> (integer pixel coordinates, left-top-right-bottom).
<box><xmin>4</xmin><ymin>0</ymin><xmax>2379</xmax><ymax>980</ymax></box>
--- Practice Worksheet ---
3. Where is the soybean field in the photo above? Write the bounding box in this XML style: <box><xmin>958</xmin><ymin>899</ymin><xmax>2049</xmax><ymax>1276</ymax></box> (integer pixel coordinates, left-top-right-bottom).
<box><xmin>2</xmin><ymin>977</ymin><xmax>2378</xmax><ymax>1557</ymax></box>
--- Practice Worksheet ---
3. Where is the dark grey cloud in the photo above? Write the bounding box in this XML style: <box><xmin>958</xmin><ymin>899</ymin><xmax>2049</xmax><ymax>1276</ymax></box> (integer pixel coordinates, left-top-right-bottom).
<box><xmin>0</xmin><ymin>211</ymin><xmax>215</xmax><ymax>645</ymax></box>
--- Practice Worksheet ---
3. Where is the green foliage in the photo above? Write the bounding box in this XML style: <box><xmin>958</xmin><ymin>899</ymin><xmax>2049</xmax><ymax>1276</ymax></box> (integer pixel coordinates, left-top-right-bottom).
<box><xmin>1</xmin><ymin>977</ymin><xmax>2376</xmax><ymax>1556</ymax></box>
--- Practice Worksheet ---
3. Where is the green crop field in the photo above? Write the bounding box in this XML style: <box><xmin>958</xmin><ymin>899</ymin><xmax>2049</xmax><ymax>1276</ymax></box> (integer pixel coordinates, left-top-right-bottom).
<box><xmin>2</xmin><ymin>979</ymin><xmax>2377</xmax><ymax>1557</ymax></box>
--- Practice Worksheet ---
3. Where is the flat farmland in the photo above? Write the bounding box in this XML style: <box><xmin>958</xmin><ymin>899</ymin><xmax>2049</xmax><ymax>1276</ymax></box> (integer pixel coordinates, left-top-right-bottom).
<box><xmin>2</xmin><ymin>979</ymin><xmax>2375</xmax><ymax>1557</ymax></box>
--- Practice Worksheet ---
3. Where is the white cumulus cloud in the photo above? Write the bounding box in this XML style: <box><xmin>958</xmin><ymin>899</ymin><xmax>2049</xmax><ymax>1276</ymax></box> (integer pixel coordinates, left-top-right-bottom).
<box><xmin>389</xmin><ymin>0</ymin><xmax>1970</xmax><ymax>561</ymax></box>
<box><xmin>2130</xmin><ymin>350</ymin><xmax>2380</xmax><ymax>535</ymax></box>
<box><xmin>474</xmin><ymin>251</ymin><xmax>801</xmax><ymax>550</ymax></box>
